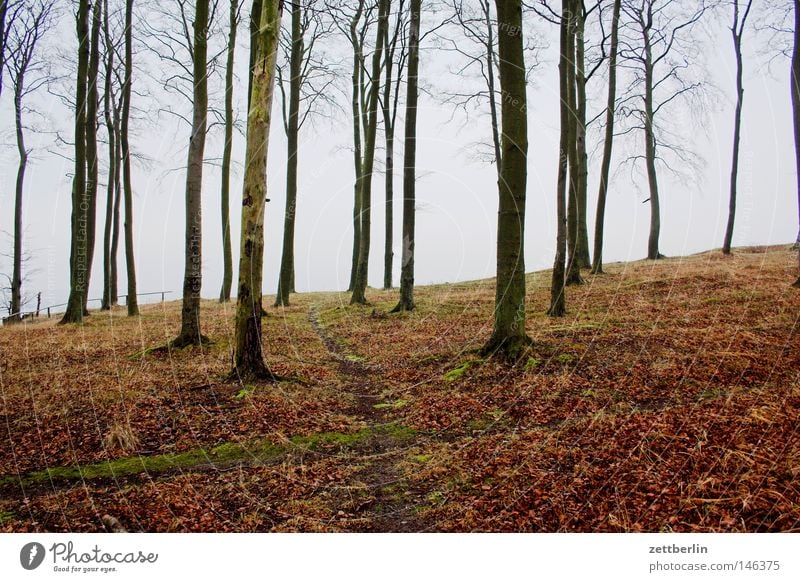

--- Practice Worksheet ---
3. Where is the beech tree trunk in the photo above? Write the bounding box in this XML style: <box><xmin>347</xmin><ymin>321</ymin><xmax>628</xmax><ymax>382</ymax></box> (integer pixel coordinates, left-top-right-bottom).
<box><xmin>101</xmin><ymin>0</ymin><xmax>115</xmax><ymax>310</ymax></box>
<box><xmin>61</xmin><ymin>0</ymin><xmax>90</xmax><ymax>324</ymax></box>
<box><xmin>122</xmin><ymin>0</ymin><xmax>138</xmax><ymax>316</ymax></box>
<box><xmin>233</xmin><ymin>0</ymin><xmax>282</xmax><ymax>379</ymax></box>
<box><xmin>575</xmin><ymin>9</ymin><xmax>590</xmax><ymax>269</ymax></box>
<box><xmin>348</xmin><ymin>1</ymin><xmax>365</xmax><ymax>292</ymax></box>
<box><xmin>10</xmin><ymin>61</ymin><xmax>26</xmax><ymax>320</ymax></box>
<box><xmin>173</xmin><ymin>0</ymin><xmax>210</xmax><ymax>346</ymax></box>
<box><xmin>591</xmin><ymin>0</ymin><xmax>620</xmax><ymax>275</ymax></box>
<box><xmin>381</xmin><ymin>0</ymin><xmax>396</xmax><ymax>290</ymax></box>
<box><xmin>83</xmin><ymin>0</ymin><xmax>102</xmax><ymax>314</ymax></box>
<box><xmin>549</xmin><ymin>0</ymin><xmax>571</xmax><ymax>317</ymax></box>
<box><xmin>483</xmin><ymin>0</ymin><xmax>530</xmax><ymax>359</ymax></box>
<box><xmin>392</xmin><ymin>0</ymin><xmax>420</xmax><ymax>313</ymax></box>
<box><xmin>351</xmin><ymin>0</ymin><xmax>390</xmax><ymax>305</ymax></box>
<box><xmin>792</xmin><ymin>0</ymin><xmax>800</xmax><ymax>287</ymax></box>
<box><xmin>220</xmin><ymin>0</ymin><xmax>237</xmax><ymax>303</ymax></box>
<box><xmin>565</xmin><ymin>4</ymin><xmax>583</xmax><ymax>286</ymax></box>
<box><xmin>275</xmin><ymin>0</ymin><xmax>302</xmax><ymax>307</ymax></box>
<box><xmin>643</xmin><ymin>21</ymin><xmax>662</xmax><ymax>260</ymax></box>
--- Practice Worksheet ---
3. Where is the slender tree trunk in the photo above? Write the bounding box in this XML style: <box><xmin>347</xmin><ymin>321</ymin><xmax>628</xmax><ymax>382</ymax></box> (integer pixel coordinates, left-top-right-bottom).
<box><xmin>392</xmin><ymin>0</ymin><xmax>420</xmax><ymax>313</ymax></box>
<box><xmin>484</xmin><ymin>0</ymin><xmax>501</xmax><ymax>179</ymax></box>
<box><xmin>61</xmin><ymin>0</ymin><xmax>90</xmax><ymax>324</ymax></box>
<box><xmin>723</xmin><ymin>1</ymin><xmax>747</xmax><ymax>256</ymax></box>
<box><xmin>565</xmin><ymin>4</ymin><xmax>583</xmax><ymax>286</ymax></box>
<box><xmin>792</xmin><ymin>0</ymin><xmax>800</xmax><ymax>286</ymax></box>
<box><xmin>482</xmin><ymin>0</ymin><xmax>530</xmax><ymax>359</ymax></box>
<box><xmin>348</xmin><ymin>2</ymin><xmax>365</xmax><ymax>292</ymax></box>
<box><xmin>382</xmin><ymin>4</ymin><xmax>395</xmax><ymax>290</ymax></box>
<box><xmin>173</xmin><ymin>0</ymin><xmax>210</xmax><ymax>346</ymax></box>
<box><xmin>122</xmin><ymin>0</ymin><xmax>138</xmax><ymax>316</ymax></box>
<box><xmin>101</xmin><ymin>0</ymin><xmax>115</xmax><ymax>310</ymax></box>
<box><xmin>549</xmin><ymin>0</ymin><xmax>571</xmax><ymax>317</ymax></box>
<box><xmin>220</xmin><ymin>0</ymin><xmax>237</xmax><ymax>303</ymax></box>
<box><xmin>0</xmin><ymin>0</ymin><xmax>6</xmax><ymax>100</ymax></box>
<box><xmin>276</xmin><ymin>0</ymin><xmax>302</xmax><ymax>307</ymax></box>
<box><xmin>643</xmin><ymin>23</ymin><xmax>662</xmax><ymax>260</ymax></box>
<box><xmin>233</xmin><ymin>0</ymin><xmax>282</xmax><ymax>379</ymax></box>
<box><xmin>591</xmin><ymin>0</ymin><xmax>620</xmax><ymax>275</ymax></box>
<box><xmin>575</xmin><ymin>9</ymin><xmax>590</xmax><ymax>269</ymax></box>
<box><xmin>110</xmin><ymin>107</ymin><xmax>122</xmax><ymax>306</ymax></box>
<box><xmin>10</xmin><ymin>75</ymin><xmax>26</xmax><ymax>320</ymax></box>
<box><xmin>351</xmin><ymin>0</ymin><xmax>390</xmax><ymax>305</ymax></box>
<box><xmin>83</xmin><ymin>0</ymin><xmax>102</xmax><ymax>314</ymax></box>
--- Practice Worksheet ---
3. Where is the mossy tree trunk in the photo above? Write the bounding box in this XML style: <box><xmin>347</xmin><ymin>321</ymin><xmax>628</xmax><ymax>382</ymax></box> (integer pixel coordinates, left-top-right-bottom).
<box><xmin>549</xmin><ymin>0</ymin><xmax>572</xmax><ymax>317</ymax></box>
<box><xmin>350</xmin><ymin>0</ymin><xmax>390</xmax><ymax>305</ymax></box>
<box><xmin>482</xmin><ymin>0</ymin><xmax>531</xmax><ymax>359</ymax></box>
<box><xmin>233</xmin><ymin>0</ymin><xmax>282</xmax><ymax>379</ymax></box>
<box><xmin>173</xmin><ymin>0</ymin><xmax>210</xmax><ymax>346</ymax></box>
<box><xmin>61</xmin><ymin>0</ymin><xmax>90</xmax><ymax>324</ymax></box>
<box><xmin>591</xmin><ymin>0</ymin><xmax>621</xmax><ymax>275</ymax></box>
<box><xmin>275</xmin><ymin>0</ymin><xmax>302</xmax><ymax>307</ymax></box>
<box><xmin>392</xmin><ymin>0</ymin><xmax>420</xmax><ymax>313</ymax></box>
<box><xmin>220</xmin><ymin>0</ymin><xmax>238</xmax><ymax>303</ymax></box>
<box><xmin>122</xmin><ymin>0</ymin><xmax>138</xmax><ymax>316</ymax></box>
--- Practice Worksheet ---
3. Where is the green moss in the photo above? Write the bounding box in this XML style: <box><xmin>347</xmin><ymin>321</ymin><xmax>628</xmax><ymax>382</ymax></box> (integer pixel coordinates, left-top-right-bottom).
<box><xmin>444</xmin><ymin>361</ymin><xmax>473</xmax><ymax>382</ymax></box>
<box><xmin>345</xmin><ymin>354</ymin><xmax>366</xmax><ymax>363</ymax></box>
<box><xmin>556</xmin><ymin>353</ymin><xmax>576</xmax><ymax>365</ymax></box>
<box><xmin>0</xmin><ymin>509</ymin><xmax>14</xmax><ymax>525</ymax></box>
<box><xmin>411</xmin><ymin>454</ymin><xmax>431</xmax><ymax>464</ymax></box>
<box><xmin>373</xmin><ymin>399</ymin><xmax>409</xmax><ymax>410</ymax></box>
<box><xmin>525</xmin><ymin>357</ymin><xmax>542</xmax><ymax>371</ymax></box>
<box><xmin>235</xmin><ymin>385</ymin><xmax>257</xmax><ymax>399</ymax></box>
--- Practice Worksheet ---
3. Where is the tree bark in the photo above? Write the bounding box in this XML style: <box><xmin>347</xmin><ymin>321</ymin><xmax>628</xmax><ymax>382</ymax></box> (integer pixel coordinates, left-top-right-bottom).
<box><xmin>275</xmin><ymin>0</ymin><xmax>302</xmax><ymax>307</ymax></box>
<box><xmin>351</xmin><ymin>0</ymin><xmax>390</xmax><ymax>305</ymax></box>
<box><xmin>173</xmin><ymin>0</ymin><xmax>210</xmax><ymax>346</ymax></box>
<box><xmin>61</xmin><ymin>0</ymin><xmax>90</xmax><ymax>324</ymax></box>
<box><xmin>233</xmin><ymin>0</ymin><xmax>282</xmax><ymax>380</ymax></box>
<box><xmin>348</xmin><ymin>1</ymin><xmax>365</xmax><ymax>292</ymax></box>
<box><xmin>549</xmin><ymin>0</ymin><xmax>571</xmax><ymax>317</ymax></box>
<box><xmin>220</xmin><ymin>0</ymin><xmax>238</xmax><ymax>303</ymax></box>
<box><xmin>392</xmin><ymin>0</ymin><xmax>420</xmax><ymax>313</ymax></box>
<box><xmin>10</xmin><ymin>64</ymin><xmax>26</xmax><ymax>320</ymax></box>
<box><xmin>565</xmin><ymin>3</ymin><xmax>583</xmax><ymax>286</ymax></box>
<box><xmin>793</xmin><ymin>0</ymin><xmax>800</xmax><ymax>286</ymax></box>
<box><xmin>101</xmin><ymin>0</ymin><xmax>115</xmax><ymax>310</ymax></box>
<box><xmin>0</xmin><ymin>0</ymin><xmax>7</xmax><ymax>100</ymax></box>
<box><xmin>643</xmin><ymin>16</ymin><xmax>662</xmax><ymax>260</ymax></box>
<box><xmin>575</xmin><ymin>8</ymin><xmax>590</xmax><ymax>269</ymax></box>
<box><xmin>122</xmin><ymin>0</ymin><xmax>138</xmax><ymax>316</ymax></box>
<box><xmin>482</xmin><ymin>0</ymin><xmax>530</xmax><ymax>359</ymax></box>
<box><xmin>723</xmin><ymin>0</ymin><xmax>750</xmax><ymax>256</ymax></box>
<box><xmin>484</xmin><ymin>0</ymin><xmax>501</xmax><ymax>179</ymax></box>
<box><xmin>110</xmin><ymin>106</ymin><xmax>122</xmax><ymax>306</ymax></box>
<box><xmin>381</xmin><ymin>0</ymin><xmax>396</xmax><ymax>290</ymax></box>
<box><xmin>591</xmin><ymin>0</ymin><xmax>620</xmax><ymax>275</ymax></box>
<box><xmin>83</xmin><ymin>0</ymin><xmax>102</xmax><ymax>314</ymax></box>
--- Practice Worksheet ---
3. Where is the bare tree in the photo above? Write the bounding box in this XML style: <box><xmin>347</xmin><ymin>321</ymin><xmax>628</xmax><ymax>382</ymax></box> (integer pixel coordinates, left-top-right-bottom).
<box><xmin>722</xmin><ymin>0</ymin><xmax>753</xmax><ymax>255</ymax></box>
<box><xmin>351</xmin><ymin>0</ymin><xmax>390</xmax><ymax>305</ymax></box>
<box><xmin>60</xmin><ymin>0</ymin><xmax>91</xmax><ymax>324</ymax></box>
<box><xmin>792</xmin><ymin>0</ymin><xmax>800</xmax><ymax>285</ymax></box>
<box><xmin>274</xmin><ymin>0</ymin><xmax>337</xmax><ymax>307</ymax></box>
<box><xmin>392</xmin><ymin>0</ymin><xmax>420</xmax><ymax>312</ymax></box>
<box><xmin>122</xmin><ymin>0</ymin><xmax>138</xmax><ymax>316</ymax></box>
<box><xmin>4</xmin><ymin>0</ymin><xmax>54</xmax><ymax>321</ymax></box>
<box><xmin>233</xmin><ymin>0</ymin><xmax>282</xmax><ymax>379</ymax></box>
<box><xmin>483</xmin><ymin>0</ymin><xmax>531</xmax><ymax>359</ymax></box>
<box><xmin>591</xmin><ymin>0</ymin><xmax>622</xmax><ymax>274</ymax></box>
<box><xmin>617</xmin><ymin>0</ymin><xmax>707</xmax><ymax>261</ymax></box>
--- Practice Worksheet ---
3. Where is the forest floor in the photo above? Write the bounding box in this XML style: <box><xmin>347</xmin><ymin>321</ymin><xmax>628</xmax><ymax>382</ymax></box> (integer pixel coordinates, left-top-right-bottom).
<box><xmin>1</xmin><ymin>245</ymin><xmax>799</xmax><ymax>532</ymax></box>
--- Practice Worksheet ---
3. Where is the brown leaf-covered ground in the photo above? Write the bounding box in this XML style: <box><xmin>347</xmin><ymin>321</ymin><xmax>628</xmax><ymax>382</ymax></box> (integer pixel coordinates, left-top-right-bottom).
<box><xmin>1</xmin><ymin>245</ymin><xmax>798</xmax><ymax>532</ymax></box>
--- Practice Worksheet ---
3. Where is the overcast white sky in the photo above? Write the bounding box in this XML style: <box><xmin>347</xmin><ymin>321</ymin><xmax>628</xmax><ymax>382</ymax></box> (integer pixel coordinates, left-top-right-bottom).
<box><xmin>0</xmin><ymin>1</ymin><xmax>797</xmax><ymax>313</ymax></box>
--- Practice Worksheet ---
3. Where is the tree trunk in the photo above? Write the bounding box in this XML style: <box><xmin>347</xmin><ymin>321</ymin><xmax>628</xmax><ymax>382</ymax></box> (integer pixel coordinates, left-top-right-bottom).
<box><xmin>61</xmin><ymin>0</ymin><xmax>90</xmax><ymax>324</ymax></box>
<box><xmin>351</xmin><ymin>0</ymin><xmax>390</xmax><ymax>305</ymax></box>
<box><xmin>382</xmin><ymin>4</ymin><xmax>395</xmax><ymax>291</ymax></box>
<box><xmin>220</xmin><ymin>0</ymin><xmax>238</xmax><ymax>303</ymax></box>
<box><xmin>392</xmin><ymin>0</ymin><xmax>420</xmax><ymax>313</ymax></box>
<box><xmin>110</xmin><ymin>107</ymin><xmax>122</xmax><ymax>306</ymax></box>
<box><xmin>348</xmin><ymin>2</ymin><xmax>365</xmax><ymax>293</ymax></box>
<box><xmin>643</xmin><ymin>23</ymin><xmax>662</xmax><ymax>260</ymax></box>
<box><xmin>101</xmin><ymin>0</ymin><xmax>115</xmax><ymax>310</ymax></box>
<box><xmin>482</xmin><ymin>0</ymin><xmax>530</xmax><ymax>359</ymax></box>
<box><xmin>484</xmin><ymin>0</ymin><xmax>501</xmax><ymax>179</ymax></box>
<box><xmin>122</xmin><ymin>0</ymin><xmax>138</xmax><ymax>316</ymax></box>
<box><xmin>549</xmin><ymin>0</ymin><xmax>571</xmax><ymax>317</ymax></box>
<box><xmin>233</xmin><ymin>0</ymin><xmax>282</xmax><ymax>380</ymax></box>
<box><xmin>575</xmin><ymin>9</ymin><xmax>590</xmax><ymax>269</ymax></box>
<box><xmin>793</xmin><ymin>0</ymin><xmax>800</xmax><ymax>286</ymax></box>
<box><xmin>173</xmin><ymin>0</ymin><xmax>210</xmax><ymax>346</ymax></box>
<box><xmin>723</xmin><ymin>1</ymin><xmax>746</xmax><ymax>256</ymax></box>
<box><xmin>591</xmin><ymin>0</ymin><xmax>620</xmax><ymax>275</ymax></box>
<box><xmin>0</xmin><ymin>0</ymin><xmax>7</xmax><ymax>99</ymax></box>
<box><xmin>83</xmin><ymin>0</ymin><xmax>102</xmax><ymax>314</ymax></box>
<box><xmin>565</xmin><ymin>3</ymin><xmax>583</xmax><ymax>286</ymax></box>
<box><xmin>10</xmin><ymin>73</ymin><xmax>27</xmax><ymax>320</ymax></box>
<box><xmin>276</xmin><ymin>0</ymin><xmax>303</xmax><ymax>307</ymax></box>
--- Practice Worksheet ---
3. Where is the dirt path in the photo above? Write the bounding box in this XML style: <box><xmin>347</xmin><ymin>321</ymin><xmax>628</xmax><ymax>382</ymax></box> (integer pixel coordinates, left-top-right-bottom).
<box><xmin>307</xmin><ymin>306</ymin><xmax>428</xmax><ymax>532</ymax></box>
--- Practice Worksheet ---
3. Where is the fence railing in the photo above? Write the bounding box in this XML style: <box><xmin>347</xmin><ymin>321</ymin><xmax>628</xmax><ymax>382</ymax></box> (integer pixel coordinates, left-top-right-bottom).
<box><xmin>2</xmin><ymin>291</ymin><xmax>172</xmax><ymax>326</ymax></box>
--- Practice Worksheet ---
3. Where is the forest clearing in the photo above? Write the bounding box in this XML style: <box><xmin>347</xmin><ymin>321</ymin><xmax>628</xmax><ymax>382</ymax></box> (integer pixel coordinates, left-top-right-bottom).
<box><xmin>1</xmin><ymin>245</ymin><xmax>798</xmax><ymax>533</ymax></box>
